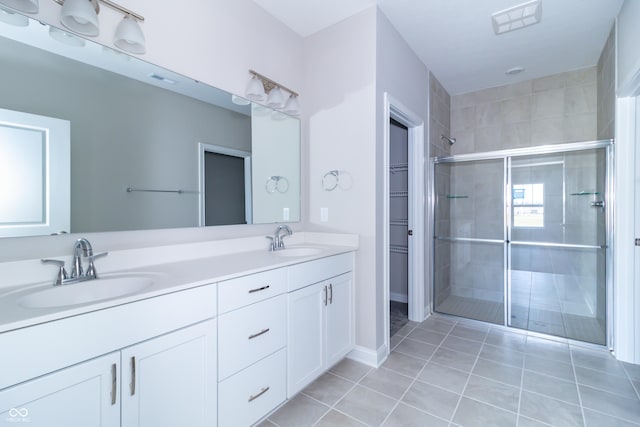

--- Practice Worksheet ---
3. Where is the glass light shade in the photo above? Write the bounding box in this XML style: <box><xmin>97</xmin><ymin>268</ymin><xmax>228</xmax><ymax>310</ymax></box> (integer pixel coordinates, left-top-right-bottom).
<box><xmin>0</xmin><ymin>6</ymin><xmax>29</xmax><ymax>25</ymax></box>
<box><xmin>0</xmin><ymin>0</ymin><xmax>38</xmax><ymax>13</ymax></box>
<box><xmin>114</xmin><ymin>15</ymin><xmax>145</xmax><ymax>54</ymax></box>
<box><xmin>266</xmin><ymin>86</ymin><xmax>284</xmax><ymax>109</ymax></box>
<box><xmin>60</xmin><ymin>0</ymin><xmax>99</xmax><ymax>36</ymax></box>
<box><xmin>283</xmin><ymin>95</ymin><xmax>299</xmax><ymax>115</ymax></box>
<box><xmin>231</xmin><ymin>94</ymin><xmax>250</xmax><ymax>106</ymax></box>
<box><xmin>246</xmin><ymin>76</ymin><xmax>266</xmax><ymax>101</ymax></box>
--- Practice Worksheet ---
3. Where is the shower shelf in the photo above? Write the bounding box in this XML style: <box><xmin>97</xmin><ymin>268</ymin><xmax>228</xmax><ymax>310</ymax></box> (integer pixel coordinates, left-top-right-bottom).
<box><xmin>570</xmin><ymin>191</ymin><xmax>600</xmax><ymax>196</ymax></box>
<box><xmin>390</xmin><ymin>219</ymin><xmax>408</xmax><ymax>226</ymax></box>
<box><xmin>390</xmin><ymin>245</ymin><xmax>408</xmax><ymax>254</ymax></box>
<box><xmin>390</xmin><ymin>191</ymin><xmax>408</xmax><ymax>197</ymax></box>
<box><xmin>445</xmin><ymin>195</ymin><xmax>469</xmax><ymax>199</ymax></box>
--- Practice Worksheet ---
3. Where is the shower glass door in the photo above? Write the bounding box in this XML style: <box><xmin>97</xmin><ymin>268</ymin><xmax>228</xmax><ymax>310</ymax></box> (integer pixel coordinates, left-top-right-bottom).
<box><xmin>508</xmin><ymin>148</ymin><xmax>607</xmax><ymax>345</ymax></box>
<box><xmin>433</xmin><ymin>159</ymin><xmax>505</xmax><ymax>325</ymax></box>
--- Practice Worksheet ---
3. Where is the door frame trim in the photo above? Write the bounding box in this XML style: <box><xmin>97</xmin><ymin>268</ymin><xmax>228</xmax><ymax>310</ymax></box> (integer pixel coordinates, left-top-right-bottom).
<box><xmin>382</xmin><ymin>93</ymin><xmax>426</xmax><ymax>357</ymax></box>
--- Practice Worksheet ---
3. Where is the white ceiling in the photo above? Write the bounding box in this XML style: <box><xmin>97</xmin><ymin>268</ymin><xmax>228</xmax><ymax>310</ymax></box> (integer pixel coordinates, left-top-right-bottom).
<box><xmin>252</xmin><ymin>0</ymin><xmax>624</xmax><ymax>95</ymax></box>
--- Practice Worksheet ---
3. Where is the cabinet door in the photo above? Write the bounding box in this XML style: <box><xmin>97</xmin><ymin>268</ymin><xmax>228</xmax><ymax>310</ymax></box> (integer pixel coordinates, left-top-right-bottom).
<box><xmin>121</xmin><ymin>319</ymin><xmax>217</xmax><ymax>427</ymax></box>
<box><xmin>287</xmin><ymin>281</ymin><xmax>325</xmax><ymax>397</ymax></box>
<box><xmin>325</xmin><ymin>273</ymin><xmax>354</xmax><ymax>368</ymax></box>
<box><xmin>0</xmin><ymin>353</ymin><xmax>119</xmax><ymax>427</ymax></box>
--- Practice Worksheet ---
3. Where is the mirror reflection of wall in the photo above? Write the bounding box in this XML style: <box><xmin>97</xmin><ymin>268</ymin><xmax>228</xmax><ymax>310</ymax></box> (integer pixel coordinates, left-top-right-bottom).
<box><xmin>0</xmin><ymin>17</ymin><xmax>300</xmax><ymax>238</ymax></box>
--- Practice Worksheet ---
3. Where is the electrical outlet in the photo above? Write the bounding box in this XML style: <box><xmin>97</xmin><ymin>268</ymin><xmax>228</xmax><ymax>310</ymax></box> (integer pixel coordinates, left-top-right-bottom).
<box><xmin>320</xmin><ymin>207</ymin><xmax>329</xmax><ymax>222</ymax></box>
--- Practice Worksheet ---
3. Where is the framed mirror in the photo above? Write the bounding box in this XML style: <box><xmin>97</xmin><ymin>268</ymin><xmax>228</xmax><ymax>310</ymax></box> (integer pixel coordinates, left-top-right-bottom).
<box><xmin>0</xmin><ymin>11</ymin><xmax>300</xmax><ymax>238</ymax></box>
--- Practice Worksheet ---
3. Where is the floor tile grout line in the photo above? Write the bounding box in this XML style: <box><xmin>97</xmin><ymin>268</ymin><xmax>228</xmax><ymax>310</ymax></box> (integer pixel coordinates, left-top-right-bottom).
<box><xmin>305</xmin><ymin>371</ymin><xmax>365</xmax><ymax>427</ymax></box>
<box><xmin>568</xmin><ymin>347</ymin><xmax>588</xmax><ymax>427</ymax></box>
<box><xmin>378</xmin><ymin>318</ymin><xmax>459</xmax><ymax>426</ymax></box>
<box><xmin>515</xmin><ymin>336</ymin><xmax>528</xmax><ymax>427</ymax></box>
<box><xmin>446</xmin><ymin>322</ymin><xmax>486</xmax><ymax>425</ymax></box>
<box><xmin>620</xmin><ymin>362</ymin><xmax>640</xmax><ymax>401</ymax></box>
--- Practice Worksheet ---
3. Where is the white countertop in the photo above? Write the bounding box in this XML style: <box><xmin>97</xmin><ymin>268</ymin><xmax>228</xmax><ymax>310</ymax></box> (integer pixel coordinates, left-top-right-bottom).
<box><xmin>0</xmin><ymin>235</ymin><xmax>357</xmax><ymax>334</ymax></box>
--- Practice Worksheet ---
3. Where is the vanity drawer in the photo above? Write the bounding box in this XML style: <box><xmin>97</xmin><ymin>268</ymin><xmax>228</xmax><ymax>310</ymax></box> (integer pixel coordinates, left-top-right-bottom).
<box><xmin>218</xmin><ymin>294</ymin><xmax>286</xmax><ymax>380</ymax></box>
<box><xmin>218</xmin><ymin>348</ymin><xmax>286</xmax><ymax>427</ymax></box>
<box><xmin>288</xmin><ymin>253</ymin><xmax>353</xmax><ymax>292</ymax></box>
<box><xmin>218</xmin><ymin>268</ymin><xmax>287</xmax><ymax>314</ymax></box>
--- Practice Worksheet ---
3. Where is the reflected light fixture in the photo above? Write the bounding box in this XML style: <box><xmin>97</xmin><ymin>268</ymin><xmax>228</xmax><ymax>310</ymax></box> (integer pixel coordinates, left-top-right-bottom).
<box><xmin>246</xmin><ymin>69</ymin><xmax>300</xmax><ymax>116</ymax></box>
<box><xmin>49</xmin><ymin>26</ymin><xmax>86</xmax><ymax>46</ymax></box>
<box><xmin>52</xmin><ymin>0</ymin><xmax>146</xmax><ymax>54</ymax></box>
<box><xmin>0</xmin><ymin>0</ymin><xmax>38</xmax><ymax>13</ymax></box>
<box><xmin>0</xmin><ymin>6</ymin><xmax>29</xmax><ymax>25</ymax></box>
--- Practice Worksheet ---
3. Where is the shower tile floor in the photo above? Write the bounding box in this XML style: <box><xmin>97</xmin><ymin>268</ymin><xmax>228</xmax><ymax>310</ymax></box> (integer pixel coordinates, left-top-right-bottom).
<box><xmin>435</xmin><ymin>270</ymin><xmax>606</xmax><ymax>345</ymax></box>
<box><xmin>261</xmin><ymin>314</ymin><xmax>640</xmax><ymax>426</ymax></box>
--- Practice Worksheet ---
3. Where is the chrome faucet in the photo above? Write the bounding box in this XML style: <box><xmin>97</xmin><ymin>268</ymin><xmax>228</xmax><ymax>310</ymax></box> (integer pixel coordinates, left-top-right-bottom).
<box><xmin>42</xmin><ymin>238</ymin><xmax>108</xmax><ymax>285</ymax></box>
<box><xmin>266</xmin><ymin>225</ymin><xmax>292</xmax><ymax>251</ymax></box>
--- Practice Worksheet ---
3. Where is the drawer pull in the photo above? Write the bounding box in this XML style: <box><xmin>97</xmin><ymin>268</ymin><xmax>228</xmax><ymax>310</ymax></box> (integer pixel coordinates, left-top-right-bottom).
<box><xmin>248</xmin><ymin>386</ymin><xmax>270</xmax><ymax>402</ymax></box>
<box><xmin>248</xmin><ymin>328</ymin><xmax>270</xmax><ymax>340</ymax></box>
<box><xmin>248</xmin><ymin>285</ymin><xmax>270</xmax><ymax>294</ymax></box>
<box><xmin>329</xmin><ymin>283</ymin><xmax>333</xmax><ymax>304</ymax></box>
<box><xmin>110</xmin><ymin>363</ymin><xmax>117</xmax><ymax>405</ymax></box>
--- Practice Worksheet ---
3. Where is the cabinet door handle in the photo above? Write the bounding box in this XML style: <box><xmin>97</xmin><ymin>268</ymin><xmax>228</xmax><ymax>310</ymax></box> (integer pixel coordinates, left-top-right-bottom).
<box><xmin>248</xmin><ymin>285</ymin><xmax>270</xmax><ymax>294</ymax></box>
<box><xmin>248</xmin><ymin>386</ymin><xmax>270</xmax><ymax>402</ymax></box>
<box><xmin>130</xmin><ymin>356</ymin><xmax>136</xmax><ymax>396</ymax></box>
<box><xmin>329</xmin><ymin>283</ymin><xmax>333</xmax><ymax>304</ymax></box>
<box><xmin>110</xmin><ymin>363</ymin><xmax>117</xmax><ymax>405</ymax></box>
<box><xmin>248</xmin><ymin>328</ymin><xmax>270</xmax><ymax>340</ymax></box>
<box><xmin>323</xmin><ymin>285</ymin><xmax>327</xmax><ymax>306</ymax></box>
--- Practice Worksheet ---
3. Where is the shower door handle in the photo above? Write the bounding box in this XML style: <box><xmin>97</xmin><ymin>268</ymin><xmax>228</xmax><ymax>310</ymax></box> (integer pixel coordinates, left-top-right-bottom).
<box><xmin>591</xmin><ymin>201</ymin><xmax>605</xmax><ymax>208</ymax></box>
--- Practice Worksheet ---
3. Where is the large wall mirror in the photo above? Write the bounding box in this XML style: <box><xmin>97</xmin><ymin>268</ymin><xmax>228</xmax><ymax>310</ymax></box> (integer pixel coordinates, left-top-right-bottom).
<box><xmin>0</xmin><ymin>12</ymin><xmax>300</xmax><ymax>238</ymax></box>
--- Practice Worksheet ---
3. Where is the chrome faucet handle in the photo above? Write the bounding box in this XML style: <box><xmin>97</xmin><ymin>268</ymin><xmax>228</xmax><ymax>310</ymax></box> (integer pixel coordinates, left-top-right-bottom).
<box><xmin>85</xmin><ymin>252</ymin><xmax>108</xmax><ymax>279</ymax></box>
<box><xmin>41</xmin><ymin>259</ymin><xmax>68</xmax><ymax>286</ymax></box>
<box><xmin>265</xmin><ymin>236</ymin><xmax>276</xmax><ymax>251</ymax></box>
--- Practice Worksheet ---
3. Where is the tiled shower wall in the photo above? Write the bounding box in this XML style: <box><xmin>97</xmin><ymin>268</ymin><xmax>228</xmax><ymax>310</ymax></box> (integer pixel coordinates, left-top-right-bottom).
<box><xmin>429</xmin><ymin>72</ymin><xmax>452</xmax><ymax>304</ymax></box>
<box><xmin>450</xmin><ymin>67</ymin><xmax>598</xmax><ymax>155</ymax></box>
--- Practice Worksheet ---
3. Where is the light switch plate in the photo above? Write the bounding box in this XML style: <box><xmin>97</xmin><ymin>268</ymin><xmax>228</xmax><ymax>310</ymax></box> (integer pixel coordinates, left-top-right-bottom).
<box><xmin>283</xmin><ymin>207</ymin><xmax>290</xmax><ymax>221</ymax></box>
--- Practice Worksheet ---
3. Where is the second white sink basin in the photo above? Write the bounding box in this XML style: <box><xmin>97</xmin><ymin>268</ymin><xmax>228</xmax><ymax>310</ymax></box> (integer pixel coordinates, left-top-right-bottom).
<box><xmin>19</xmin><ymin>273</ymin><xmax>160</xmax><ymax>309</ymax></box>
<box><xmin>274</xmin><ymin>246</ymin><xmax>324</xmax><ymax>257</ymax></box>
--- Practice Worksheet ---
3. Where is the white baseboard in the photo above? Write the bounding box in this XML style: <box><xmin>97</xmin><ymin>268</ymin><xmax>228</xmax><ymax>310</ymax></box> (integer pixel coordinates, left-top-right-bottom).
<box><xmin>347</xmin><ymin>344</ymin><xmax>389</xmax><ymax>368</ymax></box>
<box><xmin>390</xmin><ymin>292</ymin><xmax>408</xmax><ymax>303</ymax></box>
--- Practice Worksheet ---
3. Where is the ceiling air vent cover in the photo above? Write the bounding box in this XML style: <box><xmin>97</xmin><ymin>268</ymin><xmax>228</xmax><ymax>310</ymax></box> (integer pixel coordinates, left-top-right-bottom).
<box><xmin>492</xmin><ymin>0</ymin><xmax>542</xmax><ymax>35</ymax></box>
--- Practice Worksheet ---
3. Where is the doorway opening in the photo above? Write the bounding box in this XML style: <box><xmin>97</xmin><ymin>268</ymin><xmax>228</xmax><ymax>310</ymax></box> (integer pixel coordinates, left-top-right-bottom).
<box><xmin>389</xmin><ymin>118</ymin><xmax>409</xmax><ymax>336</ymax></box>
<box><xmin>383</xmin><ymin>93</ymin><xmax>426</xmax><ymax>359</ymax></box>
<box><xmin>198</xmin><ymin>143</ymin><xmax>252</xmax><ymax>226</ymax></box>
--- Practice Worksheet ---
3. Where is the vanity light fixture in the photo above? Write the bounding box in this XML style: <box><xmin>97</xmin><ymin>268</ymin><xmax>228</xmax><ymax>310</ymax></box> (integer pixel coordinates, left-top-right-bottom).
<box><xmin>246</xmin><ymin>69</ymin><xmax>300</xmax><ymax>116</ymax></box>
<box><xmin>52</xmin><ymin>0</ymin><xmax>145</xmax><ymax>54</ymax></box>
<box><xmin>0</xmin><ymin>0</ymin><xmax>38</xmax><ymax>13</ymax></box>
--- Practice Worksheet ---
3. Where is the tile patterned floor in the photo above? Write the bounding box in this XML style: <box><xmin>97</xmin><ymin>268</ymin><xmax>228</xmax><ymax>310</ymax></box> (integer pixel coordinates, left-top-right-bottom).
<box><xmin>261</xmin><ymin>315</ymin><xmax>640</xmax><ymax>427</ymax></box>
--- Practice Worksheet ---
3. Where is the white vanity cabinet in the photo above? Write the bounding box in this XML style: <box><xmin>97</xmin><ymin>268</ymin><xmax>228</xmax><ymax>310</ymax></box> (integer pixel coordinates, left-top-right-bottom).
<box><xmin>0</xmin><ymin>319</ymin><xmax>217</xmax><ymax>427</ymax></box>
<box><xmin>217</xmin><ymin>269</ymin><xmax>288</xmax><ymax>427</ymax></box>
<box><xmin>0</xmin><ymin>352</ymin><xmax>120</xmax><ymax>426</ymax></box>
<box><xmin>287</xmin><ymin>254</ymin><xmax>354</xmax><ymax>397</ymax></box>
<box><xmin>120</xmin><ymin>319</ymin><xmax>217</xmax><ymax>427</ymax></box>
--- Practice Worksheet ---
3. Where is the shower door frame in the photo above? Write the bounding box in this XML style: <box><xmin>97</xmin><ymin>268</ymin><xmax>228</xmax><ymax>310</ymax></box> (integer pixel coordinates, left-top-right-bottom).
<box><xmin>430</xmin><ymin>139</ymin><xmax>614</xmax><ymax>349</ymax></box>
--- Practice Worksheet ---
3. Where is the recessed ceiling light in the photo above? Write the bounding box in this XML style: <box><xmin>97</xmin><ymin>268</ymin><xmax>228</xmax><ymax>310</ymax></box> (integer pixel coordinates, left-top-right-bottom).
<box><xmin>492</xmin><ymin>0</ymin><xmax>542</xmax><ymax>35</ymax></box>
<box><xmin>506</xmin><ymin>66</ymin><xmax>525</xmax><ymax>75</ymax></box>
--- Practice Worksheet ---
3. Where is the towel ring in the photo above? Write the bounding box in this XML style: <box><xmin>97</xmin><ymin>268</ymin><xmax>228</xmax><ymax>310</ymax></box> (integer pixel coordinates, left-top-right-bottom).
<box><xmin>322</xmin><ymin>170</ymin><xmax>339</xmax><ymax>191</ymax></box>
<box><xmin>265</xmin><ymin>176</ymin><xmax>289</xmax><ymax>194</ymax></box>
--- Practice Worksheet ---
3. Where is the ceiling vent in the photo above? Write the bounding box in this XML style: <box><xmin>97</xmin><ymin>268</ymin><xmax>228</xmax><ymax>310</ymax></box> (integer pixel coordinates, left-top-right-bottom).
<box><xmin>492</xmin><ymin>0</ymin><xmax>542</xmax><ymax>35</ymax></box>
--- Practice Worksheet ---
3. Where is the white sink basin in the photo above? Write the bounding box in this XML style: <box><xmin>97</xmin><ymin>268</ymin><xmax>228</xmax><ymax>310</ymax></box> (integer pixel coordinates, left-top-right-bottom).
<box><xmin>274</xmin><ymin>246</ymin><xmax>324</xmax><ymax>257</ymax></box>
<box><xmin>19</xmin><ymin>273</ymin><xmax>159</xmax><ymax>309</ymax></box>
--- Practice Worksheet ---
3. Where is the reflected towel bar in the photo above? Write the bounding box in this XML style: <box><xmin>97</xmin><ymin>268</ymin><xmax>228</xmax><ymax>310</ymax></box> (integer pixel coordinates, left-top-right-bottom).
<box><xmin>127</xmin><ymin>186</ymin><xmax>184</xmax><ymax>194</ymax></box>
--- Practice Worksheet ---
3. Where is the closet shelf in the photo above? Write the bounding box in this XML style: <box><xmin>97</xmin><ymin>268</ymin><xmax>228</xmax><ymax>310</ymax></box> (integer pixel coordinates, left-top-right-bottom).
<box><xmin>390</xmin><ymin>219</ymin><xmax>408</xmax><ymax>226</ymax></box>
<box><xmin>390</xmin><ymin>191</ymin><xmax>408</xmax><ymax>198</ymax></box>
<box><xmin>390</xmin><ymin>163</ymin><xmax>408</xmax><ymax>173</ymax></box>
<box><xmin>390</xmin><ymin>245</ymin><xmax>408</xmax><ymax>254</ymax></box>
